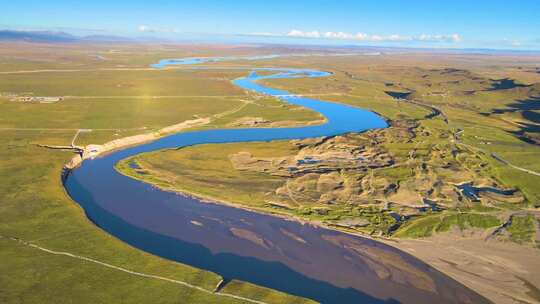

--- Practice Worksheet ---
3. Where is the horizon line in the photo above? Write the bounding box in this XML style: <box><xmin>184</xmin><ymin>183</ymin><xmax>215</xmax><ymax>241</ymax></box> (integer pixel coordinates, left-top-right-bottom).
<box><xmin>1</xmin><ymin>28</ymin><xmax>540</xmax><ymax>54</ymax></box>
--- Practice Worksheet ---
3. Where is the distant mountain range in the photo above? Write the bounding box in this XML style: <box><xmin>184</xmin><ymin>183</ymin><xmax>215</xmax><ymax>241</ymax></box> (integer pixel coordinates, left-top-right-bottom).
<box><xmin>0</xmin><ymin>30</ymin><xmax>151</xmax><ymax>43</ymax></box>
<box><xmin>0</xmin><ymin>30</ymin><xmax>78</xmax><ymax>42</ymax></box>
<box><xmin>1</xmin><ymin>29</ymin><xmax>538</xmax><ymax>54</ymax></box>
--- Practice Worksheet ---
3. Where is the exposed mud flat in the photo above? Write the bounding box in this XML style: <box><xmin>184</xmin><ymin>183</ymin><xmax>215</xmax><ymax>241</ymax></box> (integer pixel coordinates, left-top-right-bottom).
<box><xmin>393</xmin><ymin>230</ymin><xmax>540</xmax><ymax>304</ymax></box>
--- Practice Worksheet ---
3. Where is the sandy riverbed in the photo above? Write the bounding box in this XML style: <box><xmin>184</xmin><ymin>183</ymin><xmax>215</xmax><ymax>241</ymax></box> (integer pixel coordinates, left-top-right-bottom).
<box><xmin>388</xmin><ymin>231</ymin><xmax>540</xmax><ymax>304</ymax></box>
<box><xmin>65</xmin><ymin>117</ymin><xmax>211</xmax><ymax>169</ymax></box>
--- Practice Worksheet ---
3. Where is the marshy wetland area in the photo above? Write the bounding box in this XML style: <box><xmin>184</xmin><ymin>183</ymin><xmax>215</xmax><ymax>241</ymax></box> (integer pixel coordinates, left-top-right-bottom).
<box><xmin>1</xmin><ymin>42</ymin><xmax>540</xmax><ymax>304</ymax></box>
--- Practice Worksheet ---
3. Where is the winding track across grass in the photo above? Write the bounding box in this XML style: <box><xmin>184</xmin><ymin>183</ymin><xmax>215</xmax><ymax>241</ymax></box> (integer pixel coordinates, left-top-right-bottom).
<box><xmin>2</xmin><ymin>235</ymin><xmax>268</xmax><ymax>304</ymax></box>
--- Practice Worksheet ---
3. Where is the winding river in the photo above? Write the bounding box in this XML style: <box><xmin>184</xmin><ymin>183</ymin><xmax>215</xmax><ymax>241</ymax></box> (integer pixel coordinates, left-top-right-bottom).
<box><xmin>64</xmin><ymin>57</ymin><xmax>488</xmax><ymax>304</ymax></box>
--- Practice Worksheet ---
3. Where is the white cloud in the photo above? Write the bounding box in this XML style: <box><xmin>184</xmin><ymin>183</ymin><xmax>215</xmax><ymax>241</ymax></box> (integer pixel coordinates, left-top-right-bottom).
<box><xmin>502</xmin><ymin>38</ymin><xmax>523</xmax><ymax>47</ymax></box>
<box><xmin>137</xmin><ymin>25</ymin><xmax>180</xmax><ymax>34</ymax></box>
<box><xmin>287</xmin><ymin>29</ymin><xmax>321</xmax><ymax>38</ymax></box>
<box><xmin>248</xmin><ymin>32</ymin><xmax>281</xmax><ymax>37</ymax></box>
<box><xmin>323</xmin><ymin>31</ymin><xmax>354</xmax><ymax>39</ymax></box>
<box><xmin>138</xmin><ymin>25</ymin><xmax>154</xmax><ymax>33</ymax></box>
<box><xmin>280</xmin><ymin>29</ymin><xmax>462</xmax><ymax>43</ymax></box>
<box><xmin>388</xmin><ymin>34</ymin><xmax>408</xmax><ymax>41</ymax></box>
<box><xmin>355</xmin><ymin>33</ymin><xmax>368</xmax><ymax>40</ymax></box>
<box><xmin>416</xmin><ymin>33</ymin><xmax>461</xmax><ymax>42</ymax></box>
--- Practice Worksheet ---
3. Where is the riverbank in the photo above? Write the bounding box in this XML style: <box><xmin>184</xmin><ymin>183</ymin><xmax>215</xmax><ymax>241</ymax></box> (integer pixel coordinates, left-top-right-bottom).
<box><xmin>64</xmin><ymin>117</ymin><xmax>212</xmax><ymax>169</ymax></box>
<box><xmin>114</xmin><ymin>122</ymin><xmax>538</xmax><ymax>304</ymax></box>
<box><xmin>394</xmin><ymin>231</ymin><xmax>540</xmax><ymax>304</ymax></box>
<box><xmin>116</xmin><ymin>159</ymin><xmax>540</xmax><ymax>304</ymax></box>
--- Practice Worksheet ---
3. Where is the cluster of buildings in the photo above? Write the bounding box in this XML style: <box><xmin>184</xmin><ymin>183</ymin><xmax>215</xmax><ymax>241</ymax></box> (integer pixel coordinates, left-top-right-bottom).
<box><xmin>10</xmin><ymin>96</ymin><xmax>63</xmax><ymax>103</ymax></box>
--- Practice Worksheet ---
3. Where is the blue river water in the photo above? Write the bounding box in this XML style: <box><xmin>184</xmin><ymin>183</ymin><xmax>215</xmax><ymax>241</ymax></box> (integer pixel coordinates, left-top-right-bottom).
<box><xmin>151</xmin><ymin>55</ymin><xmax>281</xmax><ymax>67</ymax></box>
<box><xmin>64</xmin><ymin>57</ymin><xmax>488</xmax><ymax>304</ymax></box>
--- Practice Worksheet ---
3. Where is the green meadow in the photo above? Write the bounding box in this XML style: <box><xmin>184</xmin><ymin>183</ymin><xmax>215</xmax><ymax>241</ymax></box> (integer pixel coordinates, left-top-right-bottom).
<box><xmin>122</xmin><ymin>53</ymin><xmax>540</xmax><ymax>241</ymax></box>
<box><xmin>1</xmin><ymin>43</ymin><xmax>539</xmax><ymax>304</ymax></box>
<box><xmin>0</xmin><ymin>44</ymin><xmax>318</xmax><ymax>304</ymax></box>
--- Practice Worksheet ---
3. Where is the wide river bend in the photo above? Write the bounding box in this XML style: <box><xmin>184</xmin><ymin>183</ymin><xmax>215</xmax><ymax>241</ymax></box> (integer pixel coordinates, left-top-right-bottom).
<box><xmin>64</xmin><ymin>57</ymin><xmax>488</xmax><ymax>304</ymax></box>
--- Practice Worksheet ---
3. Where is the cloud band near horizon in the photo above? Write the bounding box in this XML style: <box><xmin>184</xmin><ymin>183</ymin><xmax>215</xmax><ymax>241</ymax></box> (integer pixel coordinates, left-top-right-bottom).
<box><xmin>138</xmin><ymin>25</ymin><xmax>462</xmax><ymax>43</ymax></box>
<box><xmin>251</xmin><ymin>29</ymin><xmax>462</xmax><ymax>43</ymax></box>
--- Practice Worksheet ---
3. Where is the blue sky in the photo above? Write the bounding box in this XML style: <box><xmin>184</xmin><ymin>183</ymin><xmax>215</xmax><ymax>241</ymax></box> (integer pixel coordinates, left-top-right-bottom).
<box><xmin>3</xmin><ymin>0</ymin><xmax>540</xmax><ymax>49</ymax></box>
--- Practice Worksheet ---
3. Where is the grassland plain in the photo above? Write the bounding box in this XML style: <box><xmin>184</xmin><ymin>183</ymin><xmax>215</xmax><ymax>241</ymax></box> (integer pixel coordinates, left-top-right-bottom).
<box><xmin>0</xmin><ymin>43</ymin><xmax>323</xmax><ymax>304</ymax></box>
<box><xmin>2</xmin><ymin>42</ymin><xmax>540</xmax><ymax>303</ymax></box>
<box><xmin>118</xmin><ymin>51</ymin><xmax>540</xmax><ymax>303</ymax></box>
